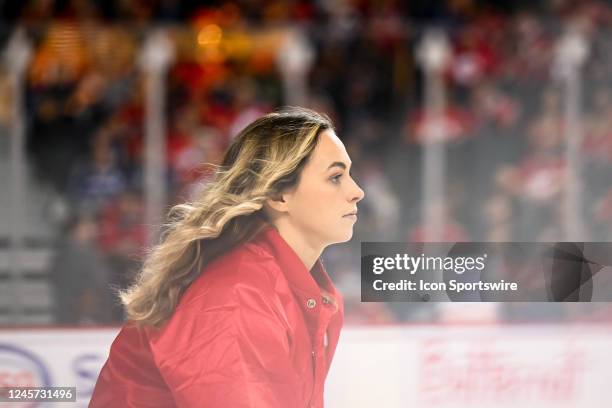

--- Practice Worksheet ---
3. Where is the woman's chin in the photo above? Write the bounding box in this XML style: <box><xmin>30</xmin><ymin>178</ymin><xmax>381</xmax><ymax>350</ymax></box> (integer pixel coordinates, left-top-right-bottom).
<box><xmin>335</xmin><ymin>228</ymin><xmax>355</xmax><ymax>244</ymax></box>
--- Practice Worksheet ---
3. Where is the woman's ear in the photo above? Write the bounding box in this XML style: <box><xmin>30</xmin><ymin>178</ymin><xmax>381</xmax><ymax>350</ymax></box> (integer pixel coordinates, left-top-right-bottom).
<box><xmin>264</xmin><ymin>193</ymin><xmax>290</xmax><ymax>214</ymax></box>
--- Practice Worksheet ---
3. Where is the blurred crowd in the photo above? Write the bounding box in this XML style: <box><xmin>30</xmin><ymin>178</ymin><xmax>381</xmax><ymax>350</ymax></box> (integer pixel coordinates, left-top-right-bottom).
<box><xmin>1</xmin><ymin>0</ymin><xmax>611</xmax><ymax>324</ymax></box>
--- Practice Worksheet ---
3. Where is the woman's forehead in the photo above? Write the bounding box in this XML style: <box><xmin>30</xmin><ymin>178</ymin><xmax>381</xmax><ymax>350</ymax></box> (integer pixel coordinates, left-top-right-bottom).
<box><xmin>310</xmin><ymin>130</ymin><xmax>351</xmax><ymax>168</ymax></box>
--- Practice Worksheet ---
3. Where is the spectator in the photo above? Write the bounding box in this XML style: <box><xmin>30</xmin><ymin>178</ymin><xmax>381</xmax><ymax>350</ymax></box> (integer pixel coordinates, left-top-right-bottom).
<box><xmin>50</xmin><ymin>215</ymin><xmax>114</xmax><ymax>324</ymax></box>
<box><xmin>67</xmin><ymin>137</ymin><xmax>126</xmax><ymax>215</ymax></box>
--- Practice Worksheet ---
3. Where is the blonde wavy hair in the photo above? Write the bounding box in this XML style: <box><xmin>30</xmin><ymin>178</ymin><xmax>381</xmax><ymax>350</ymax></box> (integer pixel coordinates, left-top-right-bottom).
<box><xmin>120</xmin><ymin>107</ymin><xmax>333</xmax><ymax>327</ymax></box>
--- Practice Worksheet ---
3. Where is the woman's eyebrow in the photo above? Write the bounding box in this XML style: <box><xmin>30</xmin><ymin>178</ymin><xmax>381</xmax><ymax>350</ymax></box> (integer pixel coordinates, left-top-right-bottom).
<box><xmin>326</xmin><ymin>161</ymin><xmax>351</xmax><ymax>171</ymax></box>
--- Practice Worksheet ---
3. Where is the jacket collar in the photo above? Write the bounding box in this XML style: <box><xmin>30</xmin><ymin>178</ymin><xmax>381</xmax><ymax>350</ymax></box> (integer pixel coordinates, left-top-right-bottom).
<box><xmin>251</xmin><ymin>224</ymin><xmax>338</xmax><ymax>300</ymax></box>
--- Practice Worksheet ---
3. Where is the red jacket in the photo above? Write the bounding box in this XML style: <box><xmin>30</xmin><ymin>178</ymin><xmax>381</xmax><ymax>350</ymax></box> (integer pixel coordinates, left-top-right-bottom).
<box><xmin>90</xmin><ymin>225</ymin><xmax>344</xmax><ymax>407</ymax></box>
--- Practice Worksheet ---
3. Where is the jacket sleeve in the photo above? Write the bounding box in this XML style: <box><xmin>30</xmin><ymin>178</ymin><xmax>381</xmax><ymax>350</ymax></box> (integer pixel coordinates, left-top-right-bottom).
<box><xmin>151</xmin><ymin>281</ymin><xmax>302</xmax><ymax>408</ymax></box>
<box><xmin>90</xmin><ymin>325</ymin><xmax>178</xmax><ymax>407</ymax></box>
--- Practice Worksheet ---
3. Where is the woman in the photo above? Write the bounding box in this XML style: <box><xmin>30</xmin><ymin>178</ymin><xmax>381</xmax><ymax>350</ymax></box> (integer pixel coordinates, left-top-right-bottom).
<box><xmin>90</xmin><ymin>107</ymin><xmax>365</xmax><ymax>407</ymax></box>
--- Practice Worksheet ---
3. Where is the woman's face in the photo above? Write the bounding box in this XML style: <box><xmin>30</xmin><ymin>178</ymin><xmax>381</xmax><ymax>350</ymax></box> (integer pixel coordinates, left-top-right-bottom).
<box><xmin>274</xmin><ymin>129</ymin><xmax>365</xmax><ymax>247</ymax></box>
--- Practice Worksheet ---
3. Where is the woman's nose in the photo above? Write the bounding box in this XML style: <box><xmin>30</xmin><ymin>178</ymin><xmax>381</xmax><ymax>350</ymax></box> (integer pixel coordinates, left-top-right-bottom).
<box><xmin>351</xmin><ymin>180</ymin><xmax>365</xmax><ymax>203</ymax></box>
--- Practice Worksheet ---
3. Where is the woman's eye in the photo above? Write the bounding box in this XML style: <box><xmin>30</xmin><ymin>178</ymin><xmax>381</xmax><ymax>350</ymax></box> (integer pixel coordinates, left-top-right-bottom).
<box><xmin>330</xmin><ymin>174</ymin><xmax>342</xmax><ymax>184</ymax></box>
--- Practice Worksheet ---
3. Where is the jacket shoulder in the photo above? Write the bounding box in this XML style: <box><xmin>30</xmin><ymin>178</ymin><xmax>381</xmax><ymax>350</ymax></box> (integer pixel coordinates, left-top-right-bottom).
<box><xmin>147</xmin><ymin>242</ymin><xmax>290</xmax><ymax>363</ymax></box>
<box><xmin>177</xmin><ymin>242</ymin><xmax>282</xmax><ymax>311</ymax></box>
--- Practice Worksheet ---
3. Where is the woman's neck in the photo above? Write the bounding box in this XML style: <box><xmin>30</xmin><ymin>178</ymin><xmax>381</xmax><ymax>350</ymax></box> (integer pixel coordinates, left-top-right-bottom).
<box><xmin>272</xmin><ymin>222</ymin><xmax>322</xmax><ymax>271</ymax></box>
